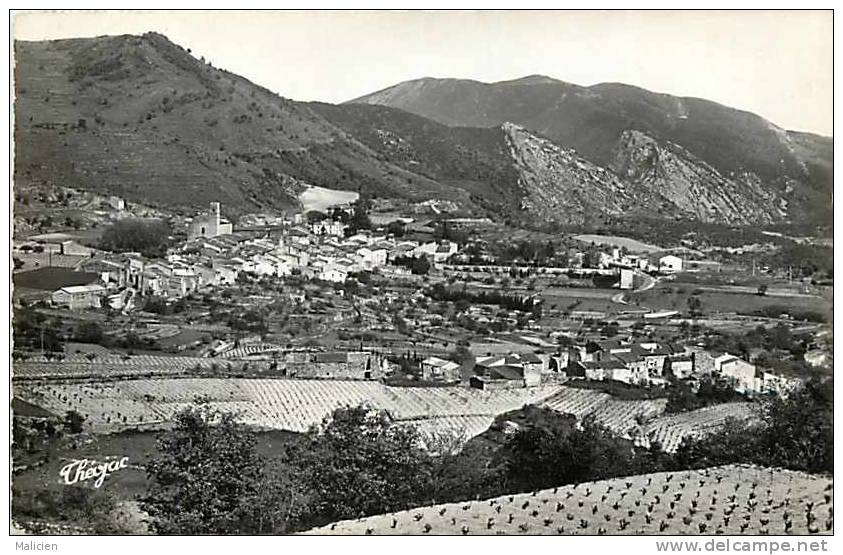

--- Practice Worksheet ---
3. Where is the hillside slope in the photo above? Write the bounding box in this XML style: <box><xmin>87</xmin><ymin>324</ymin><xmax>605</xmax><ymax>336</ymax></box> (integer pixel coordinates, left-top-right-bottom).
<box><xmin>351</xmin><ymin>76</ymin><xmax>832</xmax><ymax>224</ymax></box>
<box><xmin>305</xmin><ymin>464</ymin><xmax>833</xmax><ymax>535</ymax></box>
<box><xmin>13</xmin><ymin>34</ymin><xmax>461</xmax><ymax>216</ymax></box>
<box><xmin>307</xmin><ymin>102</ymin><xmax>525</xmax><ymax>218</ymax></box>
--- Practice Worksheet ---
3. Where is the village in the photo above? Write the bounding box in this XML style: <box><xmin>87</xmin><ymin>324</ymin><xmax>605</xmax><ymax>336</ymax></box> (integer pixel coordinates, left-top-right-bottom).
<box><xmin>12</xmin><ymin>189</ymin><xmax>830</xmax><ymax>411</ymax></box>
<box><xmin>8</xmin><ymin>10</ymin><xmax>835</xmax><ymax>538</ymax></box>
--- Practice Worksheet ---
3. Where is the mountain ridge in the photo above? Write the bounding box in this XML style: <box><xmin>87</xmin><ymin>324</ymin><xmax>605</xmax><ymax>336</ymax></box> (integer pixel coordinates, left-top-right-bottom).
<box><xmin>350</xmin><ymin>75</ymin><xmax>832</xmax><ymax>225</ymax></box>
<box><xmin>14</xmin><ymin>33</ymin><xmax>832</xmax><ymax>227</ymax></box>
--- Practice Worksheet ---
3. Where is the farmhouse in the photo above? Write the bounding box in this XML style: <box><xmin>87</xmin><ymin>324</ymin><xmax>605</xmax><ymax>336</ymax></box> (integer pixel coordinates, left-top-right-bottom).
<box><xmin>714</xmin><ymin>354</ymin><xmax>757</xmax><ymax>393</ymax></box>
<box><xmin>470</xmin><ymin>353</ymin><xmax>542</xmax><ymax>389</ymax></box>
<box><xmin>51</xmin><ymin>284</ymin><xmax>106</xmax><ymax>310</ymax></box>
<box><xmin>414</xmin><ymin>241</ymin><xmax>458</xmax><ymax>262</ymax></box>
<box><xmin>570</xmin><ymin>359</ymin><xmax>634</xmax><ymax>383</ymax></box>
<box><xmin>582</xmin><ymin>340</ymin><xmax>671</xmax><ymax>384</ymax></box>
<box><xmin>668</xmin><ymin>354</ymin><xmax>695</xmax><ymax>379</ymax></box>
<box><xmin>285</xmin><ymin>351</ymin><xmax>389</xmax><ymax>379</ymax></box>
<box><xmin>419</xmin><ymin>356</ymin><xmax>461</xmax><ymax>382</ymax></box>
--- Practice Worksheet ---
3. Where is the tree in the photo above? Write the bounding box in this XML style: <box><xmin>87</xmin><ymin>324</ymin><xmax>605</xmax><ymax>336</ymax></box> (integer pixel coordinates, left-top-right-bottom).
<box><xmin>386</xmin><ymin>220</ymin><xmax>405</xmax><ymax>237</ymax></box>
<box><xmin>99</xmin><ymin>218</ymin><xmax>172</xmax><ymax>258</ymax></box>
<box><xmin>686</xmin><ymin>295</ymin><xmax>702</xmax><ymax>317</ymax></box>
<box><xmin>674</xmin><ymin>378</ymin><xmax>832</xmax><ymax>474</ymax></box>
<box><xmin>393</xmin><ymin>254</ymin><xmax>431</xmax><ymax>275</ymax></box>
<box><xmin>141</xmin><ymin>406</ymin><xmax>296</xmax><ymax>534</ymax></box>
<box><xmin>305</xmin><ymin>210</ymin><xmax>328</xmax><ymax>224</ymax></box>
<box><xmin>348</xmin><ymin>194</ymin><xmax>372</xmax><ymax>232</ymax></box>
<box><xmin>503</xmin><ymin>411</ymin><xmax>645</xmax><ymax>492</ymax></box>
<box><xmin>286</xmin><ymin>406</ymin><xmax>434</xmax><ymax>525</ymax></box>
<box><xmin>64</xmin><ymin>410</ymin><xmax>85</xmax><ymax>434</ymax></box>
<box><xmin>758</xmin><ymin>378</ymin><xmax>833</xmax><ymax>473</ymax></box>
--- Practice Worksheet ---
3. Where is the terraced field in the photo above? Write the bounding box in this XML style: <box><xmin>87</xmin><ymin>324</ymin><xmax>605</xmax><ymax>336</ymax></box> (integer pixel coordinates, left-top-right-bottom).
<box><xmin>540</xmin><ymin>388</ymin><xmax>668</xmax><ymax>438</ymax></box>
<box><xmin>13</xmin><ymin>355</ymin><xmax>234</xmax><ymax>381</ymax></box>
<box><xmin>304</xmin><ymin>465</ymin><xmax>833</xmax><ymax>535</ymax></box>
<box><xmin>17</xmin><ymin>373</ymin><xmax>746</xmax><ymax>451</ymax></box>
<box><xmin>637</xmin><ymin>403</ymin><xmax>759</xmax><ymax>453</ymax></box>
<box><xmin>15</xmin><ymin>378</ymin><xmax>564</xmax><ymax>434</ymax></box>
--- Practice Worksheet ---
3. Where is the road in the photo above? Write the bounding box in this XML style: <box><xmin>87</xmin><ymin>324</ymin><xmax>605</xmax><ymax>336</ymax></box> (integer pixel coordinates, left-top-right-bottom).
<box><xmin>612</xmin><ymin>271</ymin><xmax>657</xmax><ymax>305</ymax></box>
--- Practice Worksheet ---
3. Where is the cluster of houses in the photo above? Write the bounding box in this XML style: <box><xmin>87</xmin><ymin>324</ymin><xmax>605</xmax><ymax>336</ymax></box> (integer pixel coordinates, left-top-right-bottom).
<box><xmin>172</xmin><ymin>208</ymin><xmax>457</xmax><ymax>287</ymax></box>
<box><xmin>15</xmin><ymin>202</ymin><xmax>462</xmax><ymax>311</ymax></box>
<box><xmin>581</xmin><ymin>247</ymin><xmax>683</xmax><ymax>275</ymax></box>
<box><xmin>416</xmin><ymin>336</ymin><xmax>804</xmax><ymax>397</ymax></box>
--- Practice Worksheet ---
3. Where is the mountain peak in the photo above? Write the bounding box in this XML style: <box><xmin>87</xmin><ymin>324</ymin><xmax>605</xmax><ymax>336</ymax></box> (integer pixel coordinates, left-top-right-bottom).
<box><xmin>497</xmin><ymin>74</ymin><xmax>560</xmax><ymax>86</ymax></box>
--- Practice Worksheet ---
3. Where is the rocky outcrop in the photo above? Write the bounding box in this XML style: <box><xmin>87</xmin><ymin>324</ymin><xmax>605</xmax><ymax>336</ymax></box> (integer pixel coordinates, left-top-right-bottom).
<box><xmin>502</xmin><ymin>123</ymin><xmax>663</xmax><ymax>225</ymax></box>
<box><xmin>609</xmin><ymin>130</ymin><xmax>784</xmax><ymax>224</ymax></box>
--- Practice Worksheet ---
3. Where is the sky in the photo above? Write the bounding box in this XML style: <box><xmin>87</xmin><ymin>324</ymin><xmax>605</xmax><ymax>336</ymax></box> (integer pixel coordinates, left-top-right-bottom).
<box><xmin>13</xmin><ymin>10</ymin><xmax>833</xmax><ymax>136</ymax></box>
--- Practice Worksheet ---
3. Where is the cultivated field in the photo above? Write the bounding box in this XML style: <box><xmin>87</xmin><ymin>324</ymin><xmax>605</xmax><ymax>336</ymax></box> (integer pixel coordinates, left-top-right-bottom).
<box><xmin>13</xmin><ymin>355</ymin><xmax>234</xmax><ymax>381</ymax></box>
<box><xmin>541</xmin><ymin>389</ymin><xmax>757</xmax><ymax>453</ymax></box>
<box><xmin>304</xmin><ymin>465</ymin><xmax>833</xmax><ymax>535</ymax></box>
<box><xmin>541</xmin><ymin>387</ymin><xmax>668</xmax><ymax>438</ymax></box>
<box><xmin>17</xmin><ymin>375</ymin><xmax>750</xmax><ymax>452</ymax></box>
<box><xmin>637</xmin><ymin>403</ymin><xmax>759</xmax><ymax>453</ymax></box>
<box><xmin>15</xmin><ymin>378</ymin><xmax>564</xmax><ymax>435</ymax></box>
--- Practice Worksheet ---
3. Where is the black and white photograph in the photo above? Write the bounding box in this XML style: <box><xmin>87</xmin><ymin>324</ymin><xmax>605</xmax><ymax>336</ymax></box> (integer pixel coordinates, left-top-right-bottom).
<box><xmin>7</xmin><ymin>7</ymin><xmax>835</xmax><ymax>543</ymax></box>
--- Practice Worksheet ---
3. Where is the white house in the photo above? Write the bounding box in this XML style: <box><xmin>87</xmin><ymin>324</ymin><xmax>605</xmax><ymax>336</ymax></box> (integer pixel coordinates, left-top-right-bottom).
<box><xmin>310</xmin><ymin>220</ymin><xmax>347</xmax><ymax>237</ymax></box>
<box><xmin>356</xmin><ymin>247</ymin><xmax>388</xmax><ymax>269</ymax></box>
<box><xmin>420</xmin><ymin>356</ymin><xmax>461</xmax><ymax>382</ymax></box>
<box><xmin>714</xmin><ymin>354</ymin><xmax>757</xmax><ymax>393</ymax></box>
<box><xmin>414</xmin><ymin>241</ymin><xmax>458</xmax><ymax>263</ymax></box>
<box><xmin>659</xmin><ymin>255</ymin><xmax>683</xmax><ymax>273</ymax></box>
<box><xmin>319</xmin><ymin>264</ymin><xmax>349</xmax><ymax>283</ymax></box>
